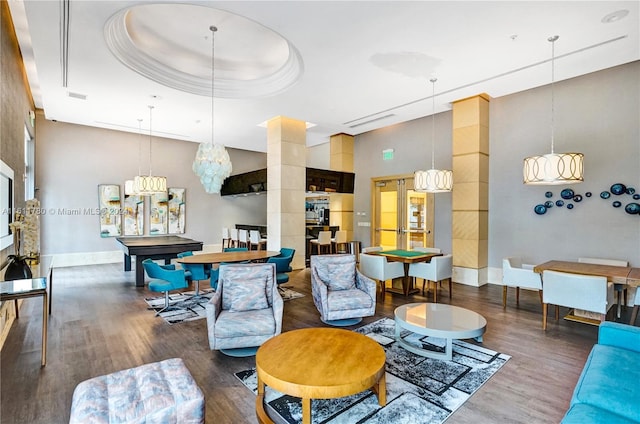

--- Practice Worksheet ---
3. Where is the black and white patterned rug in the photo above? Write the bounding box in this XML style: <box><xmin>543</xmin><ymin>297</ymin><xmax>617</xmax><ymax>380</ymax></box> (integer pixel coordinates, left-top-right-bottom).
<box><xmin>145</xmin><ymin>287</ymin><xmax>304</xmax><ymax>325</ymax></box>
<box><xmin>235</xmin><ymin>317</ymin><xmax>510</xmax><ymax>423</ymax></box>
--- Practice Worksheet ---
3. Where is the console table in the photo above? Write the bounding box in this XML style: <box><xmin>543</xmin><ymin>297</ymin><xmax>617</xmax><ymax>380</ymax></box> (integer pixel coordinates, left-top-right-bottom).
<box><xmin>0</xmin><ymin>277</ymin><xmax>48</xmax><ymax>366</ymax></box>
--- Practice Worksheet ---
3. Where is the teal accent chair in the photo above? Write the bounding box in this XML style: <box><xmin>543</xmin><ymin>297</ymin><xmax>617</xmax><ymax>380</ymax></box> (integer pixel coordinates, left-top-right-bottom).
<box><xmin>142</xmin><ymin>259</ymin><xmax>189</xmax><ymax>315</ymax></box>
<box><xmin>177</xmin><ymin>251</ymin><xmax>211</xmax><ymax>296</ymax></box>
<box><xmin>267</xmin><ymin>248</ymin><xmax>295</xmax><ymax>286</ymax></box>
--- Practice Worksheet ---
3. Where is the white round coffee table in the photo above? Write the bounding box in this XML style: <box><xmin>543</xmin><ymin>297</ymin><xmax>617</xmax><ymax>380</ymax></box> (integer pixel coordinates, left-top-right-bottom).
<box><xmin>394</xmin><ymin>303</ymin><xmax>487</xmax><ymax>361</ymax></box>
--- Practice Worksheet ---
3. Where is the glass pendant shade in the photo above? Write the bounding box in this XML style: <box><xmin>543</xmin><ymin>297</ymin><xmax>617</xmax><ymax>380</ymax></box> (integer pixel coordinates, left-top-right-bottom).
<box><xmin>193</xmin><ymin>142</ymin><xmax>232</xmax><ymax>194</ymax></box>
<box><xmin>523</xmin><ymin>152</ymin><xmax>584</xmax><ymax>185</ymax></box>
<box><xmin>414</xmin><ymin>169</ymin><xmax>453</xmax><ymax>193</ymax></box>
<box><xmin>134</xmin><ymin>175</ymin><xmax>167</xmax><ymax>194</ymax></box>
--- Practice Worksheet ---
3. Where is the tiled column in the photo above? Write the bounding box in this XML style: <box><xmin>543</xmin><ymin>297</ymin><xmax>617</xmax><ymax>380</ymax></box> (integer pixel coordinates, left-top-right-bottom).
<box><xmin>267</xmin><ymin>116</ymin><xmax>307</xmax><ymax>270</ymax></box>
<box><xmin>329</xmin><ymin>133</ymin><xmax>354</xmax><ymax>241</ymax></box>
<box><xmin>451</xmin><ymin>94</ymin><xmax>490</xmax><ymax>286</ymax></box>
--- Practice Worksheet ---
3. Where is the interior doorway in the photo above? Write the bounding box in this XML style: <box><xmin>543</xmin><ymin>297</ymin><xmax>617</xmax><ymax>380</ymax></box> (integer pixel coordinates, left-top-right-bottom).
<box><xmin>372</xmin><ymin>174</ymin><xmax>434</xmax><ymax>250</ymax></box>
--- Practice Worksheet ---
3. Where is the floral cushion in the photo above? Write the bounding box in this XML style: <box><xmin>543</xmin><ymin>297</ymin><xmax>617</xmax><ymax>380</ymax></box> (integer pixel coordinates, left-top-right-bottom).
<box><xmin>223</xmin><ymin>277</ymin><xmax>268</xmax><ymax>312</ymax></box>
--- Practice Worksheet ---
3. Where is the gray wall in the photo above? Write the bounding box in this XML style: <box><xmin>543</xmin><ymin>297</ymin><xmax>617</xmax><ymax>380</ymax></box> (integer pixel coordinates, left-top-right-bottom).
<box><xmin>35</xmin><ymin>116</ymin><xmax>267</xmax><ymax>255</ymax></box>
<box><xmin>353</xmin><ymin>61</ymin><xmax>640</xmax><ymax>270</ymax></box>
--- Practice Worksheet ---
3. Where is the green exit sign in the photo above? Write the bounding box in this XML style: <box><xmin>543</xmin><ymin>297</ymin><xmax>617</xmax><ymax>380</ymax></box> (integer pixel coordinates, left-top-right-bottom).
<box><xmin>382</xmin><ymin>149</ymin><xmax>394</xmax><ymax>160</ymax></box>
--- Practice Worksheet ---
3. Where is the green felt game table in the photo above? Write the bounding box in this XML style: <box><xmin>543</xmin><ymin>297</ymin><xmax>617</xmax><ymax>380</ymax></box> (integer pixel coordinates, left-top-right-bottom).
<box><xmin>371</xmin><ymin>249</ymin><xmax>443</xmax><ymax>295</ymax></box>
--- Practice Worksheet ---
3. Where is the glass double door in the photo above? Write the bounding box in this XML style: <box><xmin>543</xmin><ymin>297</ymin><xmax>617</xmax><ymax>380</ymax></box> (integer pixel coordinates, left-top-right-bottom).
<box><xmin>373</xmin><ymin>175</ymin><xmax>434</xmax><ymax>250</ymax></box>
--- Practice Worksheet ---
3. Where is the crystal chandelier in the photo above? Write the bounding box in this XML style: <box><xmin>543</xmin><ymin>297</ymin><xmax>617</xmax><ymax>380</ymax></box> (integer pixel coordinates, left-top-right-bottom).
<box><xmin>523</xmin><ymin>36</ymin><xmax>584</xmax><ymax>185</ymax></box>
<box><xmin>414</xmin><ymin>78</ymin><xmax>453</xmax><ymax>193</ymax></box>
<box><xmin>134</xmin><ymin>105</ymin><xmax>167</xmax><ymax>195</ymax></box>
<box><xmin>193</xmin><ymin>25</ymin><xmax>232</xmax><ymax>194</ymax></box>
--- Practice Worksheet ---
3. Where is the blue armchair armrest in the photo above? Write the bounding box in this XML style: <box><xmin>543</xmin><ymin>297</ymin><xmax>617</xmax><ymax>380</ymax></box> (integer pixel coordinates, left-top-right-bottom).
<box><xmin>598</xmin><ymin>321</ymin><xmax>640</xmax><ymax>353</ymax></box>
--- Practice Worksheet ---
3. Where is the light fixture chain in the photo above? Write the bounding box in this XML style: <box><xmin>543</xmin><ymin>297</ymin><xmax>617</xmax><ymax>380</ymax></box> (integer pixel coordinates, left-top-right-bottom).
<box><xmin>137</xmin><ymin>118</ymin><xmax>143</xmax><ymax>176</ymax></box>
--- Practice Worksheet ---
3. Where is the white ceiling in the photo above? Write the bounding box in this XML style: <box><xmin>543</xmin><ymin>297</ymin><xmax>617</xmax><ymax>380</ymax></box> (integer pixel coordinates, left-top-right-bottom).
<box><xmin>9</xmin><ymin>1</ymin><xmax>640</xmax><ymax>153</ymax></box>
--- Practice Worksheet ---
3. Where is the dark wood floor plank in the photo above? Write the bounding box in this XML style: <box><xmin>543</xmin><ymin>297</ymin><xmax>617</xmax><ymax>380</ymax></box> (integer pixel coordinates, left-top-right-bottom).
<box><xmin>0</xmin><ymin>262</ymin><xmax>613</xmax><ymax>423</ymax></box>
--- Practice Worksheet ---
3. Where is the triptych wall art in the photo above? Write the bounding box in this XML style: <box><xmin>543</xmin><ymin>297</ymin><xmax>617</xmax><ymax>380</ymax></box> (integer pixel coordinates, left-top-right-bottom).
<box><xmin>98</xmin><ymin>184</ymin><xmax>186</xmax><ymax>237</ymax></box>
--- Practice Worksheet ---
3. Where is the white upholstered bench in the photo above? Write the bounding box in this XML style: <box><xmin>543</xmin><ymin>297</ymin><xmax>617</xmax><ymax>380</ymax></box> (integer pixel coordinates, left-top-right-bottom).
<box><xmin>69</xmin><ymin>358</ymin><xmax>204</xmax><ymax>423</ymax></box>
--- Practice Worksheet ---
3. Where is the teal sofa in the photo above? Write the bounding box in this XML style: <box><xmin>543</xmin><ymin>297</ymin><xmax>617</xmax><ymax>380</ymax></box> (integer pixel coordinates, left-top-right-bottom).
<box><xmin>561</xmin><ymin>322</ymin><xmax>640</xmax><ymax>423</ymax></box>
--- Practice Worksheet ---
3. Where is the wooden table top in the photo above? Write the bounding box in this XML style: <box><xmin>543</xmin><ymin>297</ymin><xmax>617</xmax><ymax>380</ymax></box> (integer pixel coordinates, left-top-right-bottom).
<box><xmin>533</xmin><ymin>260</ymin><xmax>640</xmax><ymax>286</ymax></box>
<box><xmin>177</xmin><ymin>250</ymin><xmax>280</xmax><ymax>264</ymax></box>
<box><xmin>255</xmin><ymin>328</ymin><xmax>386</xmax><ymax>399</ymax></box>
<box><xmin>371</xmin><ymin>249</ymin><xmax>442</xmax><ymax>264</ymax></box>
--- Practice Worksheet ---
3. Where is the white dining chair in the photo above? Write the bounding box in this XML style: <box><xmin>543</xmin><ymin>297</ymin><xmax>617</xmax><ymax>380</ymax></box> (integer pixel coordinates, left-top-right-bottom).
<box><xmin>228</xmin><ymin>228</ymin><xmax>239</xmax><ymax>248</ymax></box>
<box><xmin>408</xmin><ymin>254</ymin><xmax>453</xmax><ymax>302</ymax></box>
<box><xmin>541</xmin><ymin>270</ymin><xmax>614</xmax><ymax>330</ymax></box>
<box><xmin>331</xmin><ymin>230</ymin><xmax>348</xmax><ymax>254</ymax></box>
<box><xmin>237</xmin><ymin>229</ymin><xmax>249</xmax><ymax>248</ymax></box>
<box><xmin>221</xmin><ymin>227</ymin><xmax>231</xmax><ymax>249</ymax></box>
<box><xmin>578</xmin><ymin>257</ymin><xmax>629</xmax><ymax>319</ymax></box>
<box><xmin>502</xmin><ymin>257</ymin><xmax>543</xmax><ymax>309</ymax></box>
<box><xmin>358</xmin><ymin>252</ymin><xmax>405</xmax><ymax>295</ymax></box>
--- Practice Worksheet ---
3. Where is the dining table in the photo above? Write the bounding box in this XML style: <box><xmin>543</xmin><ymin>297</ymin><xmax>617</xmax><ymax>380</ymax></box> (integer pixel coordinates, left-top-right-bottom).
<box><xmin>177</xmin><ymin>250</ymin><xmax>280</xmax><ymax>265</ymax></box>
<box><xmin>533</xmin><ymin>260</ymin><xmax>640</xmax><ymax>324</ymax></box>
<box><xmin>369</xmin><ymin>249</ymin><xmax>443</xmax><ymax>296</ymax></box>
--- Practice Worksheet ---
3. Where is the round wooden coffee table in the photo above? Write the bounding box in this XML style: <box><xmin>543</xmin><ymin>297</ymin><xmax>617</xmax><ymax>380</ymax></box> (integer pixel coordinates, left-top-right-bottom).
<box><xmin>255</xmin><ymin>327</ymin><xmax>386</xmax><ymax>424</ymax></box>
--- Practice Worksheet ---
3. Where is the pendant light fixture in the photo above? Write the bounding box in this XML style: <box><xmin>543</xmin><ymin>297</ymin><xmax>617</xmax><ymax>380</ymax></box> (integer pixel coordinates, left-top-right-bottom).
<box><xmin>125</xmin><ymin>118</ymin><xmax>143</xmax><ymax>195</ymax></box>
<box><xmin>523</xmin><ymin>36</ymin><xmax>584</xmax><ymax>185</ymax></box>
<box><xmin>134</xmin><ymin>105</ymin><xmax>167</xmax><ymax>195</ymax></box>
<box><xmin>193</xmin><ymin>25</ymin><xmax>232</xmax><ymax>194</ymax></box>
<box><xmin>414</xmin><ymin>78</ymin><xmax>453</xmax><ymax>193</ymax></box>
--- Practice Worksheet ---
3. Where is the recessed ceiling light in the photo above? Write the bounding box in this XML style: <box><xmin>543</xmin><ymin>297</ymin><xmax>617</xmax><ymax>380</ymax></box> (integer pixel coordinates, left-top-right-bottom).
<box><xmin>601</xmin><ymin>9</ymin><xmax>629</xmax><ymax>23</ymax></box>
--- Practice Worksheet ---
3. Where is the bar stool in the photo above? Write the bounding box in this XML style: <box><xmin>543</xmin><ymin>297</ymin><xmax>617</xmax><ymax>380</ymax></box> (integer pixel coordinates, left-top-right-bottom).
<box><xmin>331</xmin><ymin>230</ymin><xmax>348</xmax><ymax>254</ymax></box>
<box><xmin>222</xmin><ymin>227</ymin><xmax>231</xmax><ymax>249</ymax></box>
<box><xmin>249</xmin><ymin>230</ymin><xmax>267</xmax><ymax>250</ymax></box>
<box><xmin>229</xmin><ymin>228</ymin><xmax>239</xmax><ymax>248</ymax></box>
<box><xmin>238</xmin><ymin>229</ymin><xmax>249</xmax><ymax>248</ymax></box>
<box><xmin>310</xmin><ymin>231</ymin><xmax>332</xmax><ymax>254</ymax></box>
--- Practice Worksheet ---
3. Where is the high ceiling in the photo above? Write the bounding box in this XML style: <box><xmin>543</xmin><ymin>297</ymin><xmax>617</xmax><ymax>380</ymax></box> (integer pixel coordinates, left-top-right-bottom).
<box><xmin>9</xmin><ymin>1</ymin><xmax>639</xmax><ymax>153</ymax></box>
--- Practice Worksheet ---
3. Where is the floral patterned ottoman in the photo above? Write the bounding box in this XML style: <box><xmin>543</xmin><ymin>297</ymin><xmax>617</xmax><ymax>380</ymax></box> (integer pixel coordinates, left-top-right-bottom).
<box><xmin>70</xmin><ymin>358</ymin><xmax>204</xmax><ymax>423</ymax></box>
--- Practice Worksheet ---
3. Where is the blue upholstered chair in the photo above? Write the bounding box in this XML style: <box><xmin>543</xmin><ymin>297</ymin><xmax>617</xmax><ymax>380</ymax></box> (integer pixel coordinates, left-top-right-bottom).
<box><xmin>311</xmin><ymin>254</ymin><xmax>376</xmax><ymax>326</ymax></box>
<box><xmin>205</xmin><ymin>263</ymin><xmax>283</xmax><ymax>356</ymax></box>
<box><xmin>267</xmin><ymin>248</ymin><xmax>295</xmax><ymax>286</ymax></box>
<box><xmin>142</xmin><ymin>259</ymin><xmax>189</xmax><ymax>315</ymax></box>
<box><xmin>177</xmin><ymin>251</ymin><xmax>211</xmax><ymax>296</ymax></box>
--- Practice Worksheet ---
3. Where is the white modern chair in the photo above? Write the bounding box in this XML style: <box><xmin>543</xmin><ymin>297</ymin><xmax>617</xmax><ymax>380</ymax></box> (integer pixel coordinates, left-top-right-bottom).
<box><xmin>221</xmin><ymin>227</ymin><xmax>231</xmax><ymax>249</ymax></box>
<box><xmin>358</xmin><ymin>252</ymin><xmax>405</xmax><ymax>295</ymax></box>
<box><xmin>249</xmin><ymin>230</ymin><xmax>267</xmax><ymax>251</ymax></box>
<box><xmin>331</xmin><ymin>230</ymin><xmax>348</xmax><ymax>254</ymax></box>
<box><xmin>362</xmin><ymin>246</ymin><xmax>382</xmax><ymax>253</ymax></box>
<box><xmin>237</xmin><ymin>229</ymin><xmax>249</xmax><ymax>248</ymax></box>
<box><xmin>408</xmin><ymin>254</ymin><xmax>453</xmax><ymax>302</ymax></box>
<box><xmin>502</xmin><ymin>257</ymin><xmax>543</xmax><ymax>309</ymax></box>
<box><xmin>310</xmin><ymin>231</ymin><xmax>332</xmax><ymax>254</ymax></box>
<box><xmin>228</xmin><ymin>228</ymin><xmax>239</xmax><ymax>248</ymax></box>
<box><xmin>578</xmin><ymin>257</ymin><xmax>629</xmax><ymax>319</ymax></box>
<box><xmin>413</xmin><ymin>247</ymin><xmax>441</xmax><ymax>254</ymax></box>
<box><xmin>631</xmin><ymin>288</ymin><xmax>639</xmax><ymax>326</ymax></box>
<box><xmin>541</xmin><ymin>270</ymin><xmax>614</xmax><ymax>330</ymax></box>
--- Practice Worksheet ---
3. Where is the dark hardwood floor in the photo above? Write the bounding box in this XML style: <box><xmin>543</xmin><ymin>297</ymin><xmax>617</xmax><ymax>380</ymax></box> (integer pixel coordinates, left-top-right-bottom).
<box><xmin>2</xmin><ymin>262</ymin><xmax>624</xmax><ymax>424</ymax></box>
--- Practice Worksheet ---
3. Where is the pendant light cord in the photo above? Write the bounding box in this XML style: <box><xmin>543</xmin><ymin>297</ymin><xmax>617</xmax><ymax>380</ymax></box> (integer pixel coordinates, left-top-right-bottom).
<box><xmin>137</xmin><ymin>118</ymin><xmax>143</xmax><ymax>176</ymax></box>
<box><xmin>210</xmin><ymin>25</ymin><xmax>217</xmax><ymax>146</ymax></box>
<box><xmin>430</xmin><ymin>78</ymin><xmax>437</xmax><ymax>170</ymax></box>
<box><xmin>549</xmin><ymin>35</ymin><xmax>558</xmax><ymax>154</ymax></box>
<box><xmin>148</xmin><ymin>105</ymin><xmax>154</xmax><ymax>176</ymax></box>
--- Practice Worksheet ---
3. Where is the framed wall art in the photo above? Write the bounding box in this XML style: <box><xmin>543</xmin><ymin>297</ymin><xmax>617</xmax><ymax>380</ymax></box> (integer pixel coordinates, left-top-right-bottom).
<box><xmin>98</xmin><ymin>184</ymin><xmax>121</xmax><ymax>237</ymax></box>
<box><xmin>168</xmin><ymin>188</ymin><xmax>186</xmax><ymax>234</ymax></box>
<box><xmin>149</xmin><ymin>191</ymin><xmax>168</xmax><ymax>235</ymax></box>
<box><xmin>123</xmin><ymin>193</ymin><xmax>144</xmax><ymax>236</ymax></box>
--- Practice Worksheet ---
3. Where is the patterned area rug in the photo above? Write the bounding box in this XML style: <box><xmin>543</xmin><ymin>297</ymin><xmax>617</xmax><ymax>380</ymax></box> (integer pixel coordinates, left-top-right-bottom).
<box><xmin>145</xmin><ymin>287</ymin><xmax>304</xmax><ymax>325</ymax></box>
<box><xmin>235</xmin><ymin>317</ymin><xmax>510</xmax><ymax>423</ymax></box>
